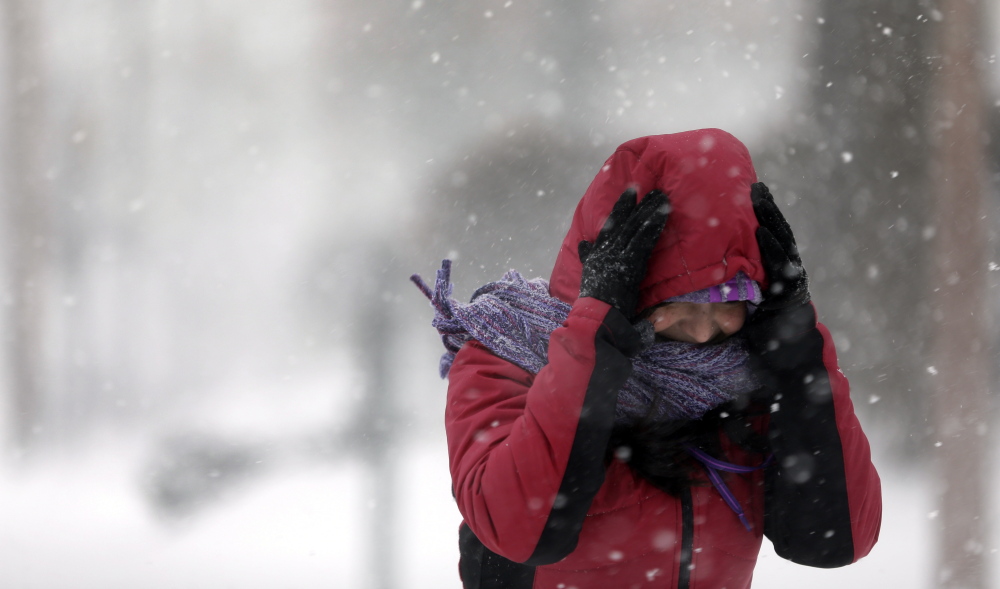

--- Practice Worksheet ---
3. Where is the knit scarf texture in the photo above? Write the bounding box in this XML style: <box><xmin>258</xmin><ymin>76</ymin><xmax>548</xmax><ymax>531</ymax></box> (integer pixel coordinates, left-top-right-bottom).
<box><xmin>411</xmin><ymin>260</ymin><xmax>760</xmax><ymax>426</ymax></box>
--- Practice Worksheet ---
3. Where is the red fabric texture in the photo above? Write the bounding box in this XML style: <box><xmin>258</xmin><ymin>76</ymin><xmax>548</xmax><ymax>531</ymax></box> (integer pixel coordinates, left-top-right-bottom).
<box><xmin>445</xmin><ymin>129</ymin><xmax>881</xmax><ymax>588</ymax></box>
<box><xmin>447</xmin><ymin>308</ymin><xmax>767</xmax><ymax>588</ymax></box>
<box><xmin>447</xmin><ymin>298</ymin><xmax>617</xmax><ymax>563</ymax></box>
<box><xmin>549</xmin><ymin>129</ymin><xmax>766</xmax><ymax>313</ymax></box>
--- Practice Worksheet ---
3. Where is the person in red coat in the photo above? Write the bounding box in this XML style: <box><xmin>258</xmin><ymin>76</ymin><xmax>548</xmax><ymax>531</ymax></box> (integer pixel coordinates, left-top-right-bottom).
<box><xmin>413</xmin><ymin>129</ymin><xmax>881</xmax><ymax>589</ymax></box>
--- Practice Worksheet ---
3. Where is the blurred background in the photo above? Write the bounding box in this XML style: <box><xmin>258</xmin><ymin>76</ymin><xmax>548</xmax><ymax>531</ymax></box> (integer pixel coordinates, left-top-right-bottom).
<box><xmin>1</xmin><ymin>0</ymin><xmax>999</xmax><ymax>587</ymax></box>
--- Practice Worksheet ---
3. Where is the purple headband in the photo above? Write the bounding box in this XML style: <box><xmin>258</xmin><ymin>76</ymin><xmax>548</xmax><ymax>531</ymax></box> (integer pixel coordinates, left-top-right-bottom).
<box><xmin>665</xmin><ymin>271</ymin><xmax>763</xmax><ymax>305</ymax></box>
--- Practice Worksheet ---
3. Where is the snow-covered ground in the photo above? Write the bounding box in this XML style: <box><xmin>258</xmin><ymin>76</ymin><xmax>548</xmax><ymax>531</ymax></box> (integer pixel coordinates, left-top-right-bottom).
<box><xmin>2</xmin><ymin>441</ymin><xmax>373</xmax><ymax>589</ymax></box>
<box><xmin>0</xmin><ymin>431</ymin><xmax>958</xmax><ymax>589</ymax></box>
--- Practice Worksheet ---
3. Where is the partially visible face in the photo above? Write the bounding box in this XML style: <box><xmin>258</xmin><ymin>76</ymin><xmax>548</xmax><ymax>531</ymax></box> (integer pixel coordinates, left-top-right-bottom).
<box><xmin>643</xmin><ymin>301</ymin><xmax>748</xmax><ymax>344</ymax></box>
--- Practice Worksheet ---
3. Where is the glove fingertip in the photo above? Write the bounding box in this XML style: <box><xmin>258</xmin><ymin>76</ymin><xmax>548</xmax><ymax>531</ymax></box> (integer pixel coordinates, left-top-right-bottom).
<box><xmin>637</xmin><ymin>190</ymin><xmax>671</xmax><ymax>223</ymax></box>
<box><xmin>643</xmin><ymin>188</ymin><xmax>666</xmax><ymax>201</ymax></box>
<box><xmin>652</xmin><ymin>194</ymin><xmax>672</xmax><ymax>217</ymax></box>
<box><xmin>603</xmin><ymin>188</ymin><xmax>639</xmax><ymax>234</ymax></box>
<box><xmin>750</xmin><ymin>182</ymin><xmax>774</xmax><ymax>204</ymax></box>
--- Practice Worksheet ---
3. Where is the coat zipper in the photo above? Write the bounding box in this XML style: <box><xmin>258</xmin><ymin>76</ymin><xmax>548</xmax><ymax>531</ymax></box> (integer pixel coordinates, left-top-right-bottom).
<box><xmin>678</xmin><ymin>487</ymin><xmax>694</xmax><ymax>589</ymax></box>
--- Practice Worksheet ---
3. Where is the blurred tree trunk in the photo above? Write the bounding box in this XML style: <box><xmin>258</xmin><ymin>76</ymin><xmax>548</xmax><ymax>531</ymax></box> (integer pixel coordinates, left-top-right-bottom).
<box><xmin>758</xmin><ymin>0</ymin><xmax>935</xmax><ymax>456</ymax></box>
<box><xmin>928</xmin><ymin>1</ymin><xmax>991</xmax><ymax>587</ymax></box>
<box><xmin>2</xmin><ymin>0</ymin><xmax>50</xmax><ymax>451</ymax></box>
<box><xmin>56</xmin><ymin>0</ymin><xmax>153</xmax><ymax>433</ymax></box>
<box><xmin>354</xmin><ymin>244</ymin><xmax>400</xmax><ymax>589</ymax></box>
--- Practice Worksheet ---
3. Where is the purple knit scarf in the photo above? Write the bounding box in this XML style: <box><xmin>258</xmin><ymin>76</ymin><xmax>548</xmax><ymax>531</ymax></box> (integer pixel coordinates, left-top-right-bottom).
<box><xmin>411</xmin><ymin>260</ymin><xmax>760</xmax><ymax>426</ymax></box>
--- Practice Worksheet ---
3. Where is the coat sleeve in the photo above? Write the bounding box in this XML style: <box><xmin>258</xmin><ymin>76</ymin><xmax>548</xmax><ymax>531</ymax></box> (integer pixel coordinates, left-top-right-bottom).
<box><xmin>444</xmin><ymin>297</ymin><xmax>643</xmax><ymax>565</ymax></box>
<box><xmin>754</xmin><ymin>304</ymin><xmax>882</xmax><ymax>567</ymax></box>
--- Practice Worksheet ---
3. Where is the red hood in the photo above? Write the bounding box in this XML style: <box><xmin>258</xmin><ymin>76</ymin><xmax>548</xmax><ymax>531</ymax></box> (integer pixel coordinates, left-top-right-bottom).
<box><xmin>549</xmin><ymin>129</ymin><xmax>766</xmax><ymax>312</ymax></box>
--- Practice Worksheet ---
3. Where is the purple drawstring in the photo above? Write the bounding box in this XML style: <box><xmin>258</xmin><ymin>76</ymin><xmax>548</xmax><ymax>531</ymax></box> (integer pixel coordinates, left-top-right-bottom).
<box><xmin>685</xmin><ymin>446</ymin><xmax>773</xmax><ymax>532</ymax></box>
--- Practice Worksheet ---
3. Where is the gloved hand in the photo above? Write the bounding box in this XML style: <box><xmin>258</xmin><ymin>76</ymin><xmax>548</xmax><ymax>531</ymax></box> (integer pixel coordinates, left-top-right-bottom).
<box><xmin>745</xmin><ymin>182</ymin><xmax>816</xmax><ymax>366</ymax></box>
<box><xmin>578</xmin><ymin>188</ymin><xmax>670</xmax><ymax>322</ymax></box>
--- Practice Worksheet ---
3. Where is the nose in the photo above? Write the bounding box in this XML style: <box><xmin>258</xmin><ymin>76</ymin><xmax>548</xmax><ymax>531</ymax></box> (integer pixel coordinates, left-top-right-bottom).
<box><xmin>685</xmin><ymin>310</ymin><xmax>718</xmax><ymax>344</ymax></box>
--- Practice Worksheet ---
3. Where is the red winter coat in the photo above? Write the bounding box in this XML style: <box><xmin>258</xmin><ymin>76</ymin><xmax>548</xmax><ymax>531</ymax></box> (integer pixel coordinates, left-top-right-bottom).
<box><xmin>445</xmin><ymin>129</ymin><xmax>881</xmax><ymax>589</ymax></box>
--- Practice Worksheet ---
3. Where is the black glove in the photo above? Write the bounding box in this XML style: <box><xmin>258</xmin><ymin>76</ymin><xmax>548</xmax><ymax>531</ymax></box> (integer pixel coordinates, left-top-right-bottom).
<box><xmin>745</xmin><ymin>184</ymin><xmax>859</xmax><ymax>567</ymax></box>
<box><xmin>745</xmin><ymin>182</ymin><xmax>815</xmax><ymax>366</ymax></box>
<box><xmin>578</xmin><ymin>188</ymin><xmax>670</xmax><ymax>321</ymax></box>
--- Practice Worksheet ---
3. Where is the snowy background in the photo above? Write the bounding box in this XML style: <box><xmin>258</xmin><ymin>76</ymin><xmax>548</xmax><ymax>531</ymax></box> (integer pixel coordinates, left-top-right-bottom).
<box><xmin>1</xmin><ymin>1</ymin><xmax>999</xmax><ymax>587</ymax></box>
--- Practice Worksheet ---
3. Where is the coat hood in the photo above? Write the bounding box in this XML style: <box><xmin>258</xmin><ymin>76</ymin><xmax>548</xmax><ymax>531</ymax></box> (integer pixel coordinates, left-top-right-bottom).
<box><xmin>549</xmin><ymin>128</ymin><xmax>766</xmax><ymax>312</ymax></box>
